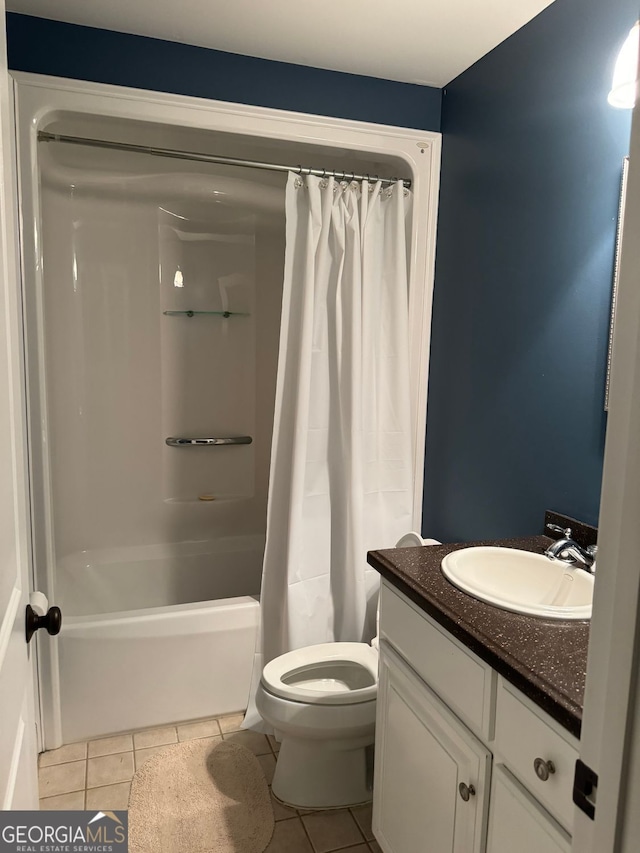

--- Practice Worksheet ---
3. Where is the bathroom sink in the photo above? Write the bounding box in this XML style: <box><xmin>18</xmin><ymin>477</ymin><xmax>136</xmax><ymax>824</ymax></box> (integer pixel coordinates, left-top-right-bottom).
<box><xmin>440</xmin><ymin>547</ymin><xmax>593</xmax><ymax>620</ymax></box>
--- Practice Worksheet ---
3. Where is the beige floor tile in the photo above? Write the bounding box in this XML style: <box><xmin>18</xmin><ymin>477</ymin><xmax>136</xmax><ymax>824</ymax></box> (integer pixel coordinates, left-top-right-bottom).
<box><xmin>39</xmin><ymin>742</ymin><xmax>87</xmax><ymax>767</ymax></box>
<box><xmin>350</xmin><ymin>803</ymin><xmax>374</xmax><ymax>841</ymax></box>
<box><xmin>221</xmin><ymin>729</ymin><xmax>272</xmax><ymax>755</ymax></box>
<box><xmin>257</xmin><ymin>752</ymin><xmax>277</xmax><ymax>785</ymax></box>
<box><xmin>39</xmin><ymin>760</ymin><xmax>86</xmax><ymax>798</ymax></box>
<box><xmin>217</xmin><ymin>713</ymin><xmax>245</xmax><ymax>733</ymax></box>
<box><xmin>268</xmin><ymin>734</ymin><xmax>281</xmax><ymax>754</ymax></box>
<box><xmin>343</xmin><ymin>847</ymin><xmax>369</xmax><ymax>852</ymax></box>
<box><xmin>368</xmin><ymin>842</ymin><xmax>382</xmax><ymax>853</ymax></box>
<box><xmin>134</xmin><ymin>735</ymin><xmax>222</xmax><ymax>770</ymax></box>
<box><xmin>265</xmin><ymin>817</ymin><xmax>314</xmax><ymax>852</ymax></box>
<box><xmin>302</xmin><ymin>810</ymin><xmax>365</xmax><ymax>853</ymax></box>
<box><xmin>88</xmin><ymin>734</ymin><xmax>134</xmax><ymax>758</ymax></box>
<box><xmin>177</xmin><ymin>718</ymin><xmax>221</xmax><ymax>741</ymax></box>
<box><xmin>133</xmin><ymin>725</ymin><xmax>177</xmax><ymax>750</ymax></box>
<box><xmin>87</xmin><ymin>752</ymin><xmax>134</xmax><ymax>788</ymax></box>
<box><xmin>271</xmin><ymin>791</ymin><xmax>298</xmax><ymax>821</ymax></box>
<box><xmin>39</xmin><ymin>790</ymin><xmax>85</xmax><ymax>810</ymax></box>
<box><xmin>85</xmin><ymin>782</ymin><xmax>131</xmax><ymax>811</ymax></box>
<box><xmin>134</xmin><ymin>744</ymin><xmax>172</xmax><ymax>770</ymax></box>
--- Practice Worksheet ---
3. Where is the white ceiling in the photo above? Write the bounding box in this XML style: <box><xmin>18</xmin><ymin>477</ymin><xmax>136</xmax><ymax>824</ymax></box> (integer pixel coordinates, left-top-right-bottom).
<box><xmin>7</xmin><ymin>0</ymin><xmax>556</xmax><ymax>87</ymax></box>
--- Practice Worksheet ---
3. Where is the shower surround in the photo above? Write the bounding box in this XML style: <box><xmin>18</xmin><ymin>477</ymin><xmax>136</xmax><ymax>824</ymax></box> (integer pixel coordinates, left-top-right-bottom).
<box><xmin>14</xmin><ymin>74</ymin><xmax>440</xmax><ymax>748</ymax></box>
<box><xmin>34</xmin><ymin>134</ymin><xmax>285</xmax><ymax>742</ymax></box>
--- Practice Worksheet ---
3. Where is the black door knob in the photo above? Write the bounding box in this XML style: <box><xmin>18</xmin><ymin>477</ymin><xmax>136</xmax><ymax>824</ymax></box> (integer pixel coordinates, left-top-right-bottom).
<box><xmin>25</xmin><ymin>604</ymin><xmax>62</xmax><ymax>644</ymax></box>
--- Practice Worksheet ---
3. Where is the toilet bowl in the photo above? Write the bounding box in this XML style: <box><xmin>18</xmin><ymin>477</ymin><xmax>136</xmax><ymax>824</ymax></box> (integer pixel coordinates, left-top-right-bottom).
<box><xmin>256</xmin><ymin>531</ymin><xmax>432</xmax><ymax>809</ymax></box>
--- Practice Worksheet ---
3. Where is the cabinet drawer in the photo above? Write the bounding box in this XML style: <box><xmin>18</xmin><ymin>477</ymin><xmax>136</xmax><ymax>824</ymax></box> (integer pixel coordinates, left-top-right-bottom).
<box><xmin>494</xmin><ymin>678</ymin><xmax>579</xmax><ymax>833</ymax></box>
<box><xmin>487</xmin><ymin>765</ymin><xmax>571</xmax><ymax>853</ymax></box>
<box><xmin>379</xmin><ymin>582</ymin><xmax>495</xmax><ymax>739</ymax></box>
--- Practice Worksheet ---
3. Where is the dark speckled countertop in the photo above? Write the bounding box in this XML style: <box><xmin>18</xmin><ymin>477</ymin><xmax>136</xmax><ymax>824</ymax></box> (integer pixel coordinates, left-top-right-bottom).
<box><xmin>368</xmin><ymin>536</ymin><xmax>589</xmax><ymax>739</ymax></box>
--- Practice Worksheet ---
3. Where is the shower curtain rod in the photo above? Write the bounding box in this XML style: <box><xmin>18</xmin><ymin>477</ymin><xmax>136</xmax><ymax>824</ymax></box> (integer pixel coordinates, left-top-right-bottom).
<box><xmin>37</xmin><ymin>131</ymin><xmax>412</xmax><ymax>188</ymax></box>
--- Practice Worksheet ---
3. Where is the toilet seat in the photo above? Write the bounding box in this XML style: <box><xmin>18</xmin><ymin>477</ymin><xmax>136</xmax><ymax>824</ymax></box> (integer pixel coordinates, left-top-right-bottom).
<box><xmin>261</xmin><ymin>642</ymin><xmax>378</xmax><ymax>706</ymax></box>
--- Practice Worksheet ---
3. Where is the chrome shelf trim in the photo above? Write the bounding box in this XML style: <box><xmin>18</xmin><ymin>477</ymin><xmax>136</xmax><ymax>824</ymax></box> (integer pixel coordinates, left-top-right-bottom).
<box><xmin>166</xmin><ymin>436</ymin><xmax>253</xmax><ymax>447</ymax></box>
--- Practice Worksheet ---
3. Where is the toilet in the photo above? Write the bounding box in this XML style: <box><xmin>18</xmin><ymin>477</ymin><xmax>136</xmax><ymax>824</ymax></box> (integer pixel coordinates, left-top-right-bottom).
<box><xmin>255</xmin><ymin>531</ymin><xmax>432</xmax><ymax>809</ymax></box>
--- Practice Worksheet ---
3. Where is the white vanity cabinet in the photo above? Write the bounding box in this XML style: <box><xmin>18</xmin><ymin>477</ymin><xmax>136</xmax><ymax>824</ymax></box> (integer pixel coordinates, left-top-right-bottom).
<box><xmin>373</xmin><ymin>580</ymin><xmax>579</xmax><ymax>853</ymax></box>
<box><xmin>374</xmin><ymin>643</ymin><xmax>491</xmax><ymax>853</ymax></box>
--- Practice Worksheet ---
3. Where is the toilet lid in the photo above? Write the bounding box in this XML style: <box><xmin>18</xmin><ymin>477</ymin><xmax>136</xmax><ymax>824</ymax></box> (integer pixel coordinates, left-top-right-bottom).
<box><xmin>261</xmin><ymin>642</ymin><xmax>378</xmax><ymax>705</ymax></box>
<box><xmin>395</xmin><ymin>531</ymin><xmax>427</xmax><ymax>548</ymax></box>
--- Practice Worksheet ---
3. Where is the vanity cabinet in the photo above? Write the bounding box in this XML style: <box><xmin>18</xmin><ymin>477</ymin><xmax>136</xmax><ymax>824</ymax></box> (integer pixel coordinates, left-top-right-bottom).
<box><xmin>373</xmin><ymin>580</ymin><xmax>579</xmax><ymax>853</ymax></box>
<box><xmin>374</xmin><ymin>643</ymin><xmax>490</xmax><ymax>853</ymax></box>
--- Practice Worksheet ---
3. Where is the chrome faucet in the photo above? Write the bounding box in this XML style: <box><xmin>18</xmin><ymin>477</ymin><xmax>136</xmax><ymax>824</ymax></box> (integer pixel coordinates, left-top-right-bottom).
<box><xmin>544</xmin><ymin>524</ymin><xmax>598</xmax><ymax>573</ymax></box>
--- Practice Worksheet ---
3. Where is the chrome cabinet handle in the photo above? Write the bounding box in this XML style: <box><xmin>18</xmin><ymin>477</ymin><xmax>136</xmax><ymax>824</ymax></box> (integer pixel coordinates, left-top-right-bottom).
<box><xmin>458</xmin><ymin>782</ymin><xmax>476</xmax><ymax>802</ymax></box>
<box><xmin>533</xmin><ymin>758</ymin><xmax>556</xmax><ymax>781</ymax></box>
<box><xmin>166</xmin><ymin>436</ymin><xmax>253</xmax><ymax>447</ymax></box>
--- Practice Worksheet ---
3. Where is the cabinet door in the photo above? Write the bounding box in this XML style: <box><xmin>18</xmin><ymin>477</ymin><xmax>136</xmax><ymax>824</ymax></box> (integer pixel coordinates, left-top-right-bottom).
<box><xmin>373</xmin><ymin>642</ymin><xmax>491</xmax><ymax>853</ymax></box>
<box><xmin>486</xmin><ymin>766</ymin><xmax>571</xmax><ymax>853</ymax></box>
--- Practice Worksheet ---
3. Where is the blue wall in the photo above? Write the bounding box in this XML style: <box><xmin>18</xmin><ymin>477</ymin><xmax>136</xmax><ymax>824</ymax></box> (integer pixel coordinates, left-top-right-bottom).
<box><xmin>7</xmin><ymin>6</ymin><xmax>635</xmax><ymax>543</ymax></box>
<box><xmin>423</xmin><ymin>0</ymin><xmax>636</xmax><ymax>541</ymax></box>
<box><xmin>5</xmin><ymin>13</ymin><xmax>441</xmax><ymax>131</ymax></box>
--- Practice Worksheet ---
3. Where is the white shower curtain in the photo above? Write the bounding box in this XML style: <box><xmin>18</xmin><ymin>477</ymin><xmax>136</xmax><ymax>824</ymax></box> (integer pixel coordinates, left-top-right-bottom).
<box><xmin>244</xmin><ymin>172</ymin><xmax>414</xmax><ymax>727</ymax></box>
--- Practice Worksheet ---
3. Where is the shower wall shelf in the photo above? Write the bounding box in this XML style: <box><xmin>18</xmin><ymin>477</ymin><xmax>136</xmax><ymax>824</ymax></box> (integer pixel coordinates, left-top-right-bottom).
<box><xmin>165</xmin><ymin>436</ymin><xmax>253</xmax><ymax>447</ymax></box>
<box><xmin>163</xmin><ymin>310</ymin><xmax>250</xmax><ymax>318</ymax></box>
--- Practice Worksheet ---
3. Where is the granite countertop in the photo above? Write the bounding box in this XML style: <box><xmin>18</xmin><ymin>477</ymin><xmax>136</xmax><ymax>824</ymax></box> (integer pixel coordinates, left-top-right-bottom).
<box><xmin>367</xmin><ymin>535</ymin><xmax>589</xmax><ymax>738</ymax></box>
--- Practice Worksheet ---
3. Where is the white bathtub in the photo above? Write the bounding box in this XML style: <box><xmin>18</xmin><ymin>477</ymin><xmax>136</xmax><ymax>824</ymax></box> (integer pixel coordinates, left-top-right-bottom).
<box><xmin>55</xmin><ymin>536</ymin><xmax>263</xmax><ymax>743</ymax></box>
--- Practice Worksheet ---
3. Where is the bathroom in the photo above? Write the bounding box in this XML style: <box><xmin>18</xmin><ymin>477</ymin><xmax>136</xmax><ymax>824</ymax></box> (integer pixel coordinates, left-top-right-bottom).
<box><xmin>1</xmin><ymin>0</ymin><xmax>639</xmax><ymax>851</ymax></box>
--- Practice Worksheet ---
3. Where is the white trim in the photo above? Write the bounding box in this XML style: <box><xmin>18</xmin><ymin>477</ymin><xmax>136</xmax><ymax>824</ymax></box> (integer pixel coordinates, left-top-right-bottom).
<box><xmin>10</xmin><ymin>71</ymin><xmax>437</xmax><ymax>144</ymax></box>
<box><xmin>409</xmin><ymin>140</ymin><xmax>441</xmax><ymax>527</ymax></box>
<box><xmin>2</xmin><ymin>715</ymin><xmax>25</xmax><ymax>810</ymax></box>
<box><xmin>13</xmin><ymin>72</ymin><xmax>440</xmax><ymax>745</ymax></box>
<box><xmin>0</xmin><ymin>586</ymin><xmax>21</xmax><ymax>669</ymax></box>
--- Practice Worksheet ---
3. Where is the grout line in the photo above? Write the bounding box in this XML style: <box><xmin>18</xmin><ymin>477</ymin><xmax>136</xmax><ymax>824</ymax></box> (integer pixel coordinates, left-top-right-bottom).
<box><xmin>298</xmin><ymin>815</ymin><xmax>318</xmax><ymax>852</ymax></box>
<box><xmin>38</xmin><ymin>750</ymin><xmax>89</xmax><ymax>768</ymax></box>
<box><xmin>347</xmin><ymin>808</ymin><xmax>367</xmax><ymax>846</ymax></box>
<box><xmin>88</xmin><ymin>749</ymin><xmax>134</xmax><ymax>758</ymax></box>
<box><xmin>84</xmin><ymin>781</ymin><xmax>132</xmax><ymax>793</ymax></box>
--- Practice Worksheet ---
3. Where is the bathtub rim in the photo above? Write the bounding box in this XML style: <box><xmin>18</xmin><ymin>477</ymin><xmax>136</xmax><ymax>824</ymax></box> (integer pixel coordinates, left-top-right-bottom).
<box><xmin>62</xmin><ymin>593</ymin><xmax>260</xmax><ymax>628</ymax></box>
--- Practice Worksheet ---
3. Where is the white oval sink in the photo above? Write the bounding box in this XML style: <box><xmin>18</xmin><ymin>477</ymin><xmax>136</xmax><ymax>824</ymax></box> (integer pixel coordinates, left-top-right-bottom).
<box><xmin>441</xmin><ymin>547</ymin><xmax>594</xmax><ymax>620</ymax></box>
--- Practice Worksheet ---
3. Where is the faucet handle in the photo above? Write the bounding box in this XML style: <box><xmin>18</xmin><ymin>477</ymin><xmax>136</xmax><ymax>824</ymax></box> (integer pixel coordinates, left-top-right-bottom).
<box><xmin>586</xmin><ymin>544</ymin><xmax>598</xmax><ymax>556</ymax></box>
<box><xmin>546</xmin><ymin>523</ymin><xmax>572</xmax><ymax>538</ymax></box>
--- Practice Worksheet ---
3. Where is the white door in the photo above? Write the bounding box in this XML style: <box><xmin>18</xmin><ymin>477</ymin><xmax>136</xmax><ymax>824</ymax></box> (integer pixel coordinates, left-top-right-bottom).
<box><xmin>373</xmin><ymin>643</ymin><xmax>491</xmax><ymax>853</ymax></box>
<box><xmin>0</xmin><ymin>0</ymin><xmax>39</xmax><ymax>810</ymax></box>
<box><xmin>571</xmin><ymin>45</ymin><xmax>640</xmax><ymax>853</ymax></box>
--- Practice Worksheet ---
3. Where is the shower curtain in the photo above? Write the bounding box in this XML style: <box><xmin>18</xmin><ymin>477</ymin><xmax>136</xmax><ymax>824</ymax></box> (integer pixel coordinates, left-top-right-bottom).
<box><xmin>244</xmin><ymin>172</ymin><xmax>414</xmax><ymax>727</ymax></box>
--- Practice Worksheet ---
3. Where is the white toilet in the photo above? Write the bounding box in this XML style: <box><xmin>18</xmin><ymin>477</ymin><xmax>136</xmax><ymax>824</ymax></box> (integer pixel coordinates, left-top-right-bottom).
<box><xmin>255</xmin><ymin>531</ymin><xmax>431</xmax><ymax>809</ymax></box>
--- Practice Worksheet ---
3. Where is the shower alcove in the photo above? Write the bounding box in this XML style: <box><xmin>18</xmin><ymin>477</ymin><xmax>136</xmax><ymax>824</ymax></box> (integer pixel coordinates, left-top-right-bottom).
<box><xmin>14</xmin><ymin>73</ymin><xmax>441</xmax><ymax>748</ymax></box>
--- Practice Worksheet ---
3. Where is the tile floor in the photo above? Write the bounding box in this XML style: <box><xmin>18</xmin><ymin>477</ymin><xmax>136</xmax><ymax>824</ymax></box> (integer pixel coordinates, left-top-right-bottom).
<box><xmin>38</xmin><ymin>712</ymin><xmax>381</xmax><ymax>853</ymax></box>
